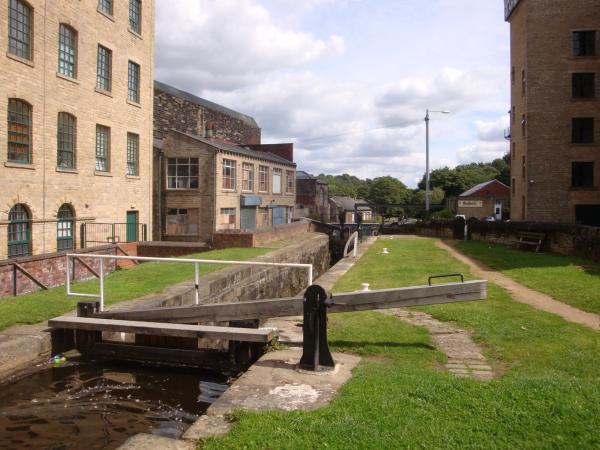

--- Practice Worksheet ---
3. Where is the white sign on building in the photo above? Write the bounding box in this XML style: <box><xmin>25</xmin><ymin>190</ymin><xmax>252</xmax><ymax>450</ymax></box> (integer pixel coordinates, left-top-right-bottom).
<box><xmin>458</xmin><ymin>200</ymin><xmax>483</xmax><ymax>208</ymax></box>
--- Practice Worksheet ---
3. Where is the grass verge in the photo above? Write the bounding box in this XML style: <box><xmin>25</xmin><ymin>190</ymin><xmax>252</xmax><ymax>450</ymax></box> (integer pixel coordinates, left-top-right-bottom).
<box><xmin>456</xmin><ymin>240</ymin><xmax>600</xmax><ymax>315</ymax></box>
<box><xmin>201</xmin><ymin>238</ymin><xmax>600</xmax><ymax>449</ymax></box>
<box><xmin>0</xmin><ymin>247</ymin><xmax>271</xmax><ymax>331</ymax></box>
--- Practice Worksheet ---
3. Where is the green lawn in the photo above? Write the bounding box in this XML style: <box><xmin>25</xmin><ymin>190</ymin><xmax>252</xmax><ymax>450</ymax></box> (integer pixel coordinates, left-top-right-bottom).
<box><xmin>456</xmin><ymin>240</ymin><xmax>600</xmax><ymax>315</ymax></box>
<box><xmin>0</xmin><ymin>247</ymin><xmax>271</xmax><ymax>331</ymax></box>
<box><xmin>202</xmin><ymin>238</ymin><xmax>600</xmax><ymax>449</ymax></box>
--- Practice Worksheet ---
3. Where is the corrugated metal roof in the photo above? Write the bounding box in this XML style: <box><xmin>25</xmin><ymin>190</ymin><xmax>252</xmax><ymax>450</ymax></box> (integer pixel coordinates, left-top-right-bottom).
<box><xmin>172</xmin><ymin>130</ymin><xmax>295</xmax><ymax>166</ymax></box>
<box><xmin>155</xmin><ymin>81</ymin><xmax>260</xmax><ymax>128</ymax></box>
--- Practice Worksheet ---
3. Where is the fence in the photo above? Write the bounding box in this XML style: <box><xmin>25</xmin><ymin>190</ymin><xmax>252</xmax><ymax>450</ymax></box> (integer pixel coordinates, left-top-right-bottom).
<box><xmin>80</xmin><ymin>223</ymin><xmax>147</xmax><ymax>248</ymax></box>
<box><xmin>66</xmin><ymin>253</ymin><xmax>314</xmax><ymax>311</ymax></box>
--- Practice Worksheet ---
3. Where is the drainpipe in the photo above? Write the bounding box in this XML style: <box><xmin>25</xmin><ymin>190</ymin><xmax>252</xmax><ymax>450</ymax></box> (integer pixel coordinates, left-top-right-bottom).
<box><xmin>157</xmin><ymin>149</ymin><xmax>163</xmax><ymax>240</ymax></box>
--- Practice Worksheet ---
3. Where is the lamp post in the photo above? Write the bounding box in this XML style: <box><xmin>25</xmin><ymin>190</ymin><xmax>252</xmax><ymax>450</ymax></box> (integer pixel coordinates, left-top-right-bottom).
<box><xmin>425</xmin><ymin>109</ymin><xmax>450</xmax><ymax>212</ymax></box>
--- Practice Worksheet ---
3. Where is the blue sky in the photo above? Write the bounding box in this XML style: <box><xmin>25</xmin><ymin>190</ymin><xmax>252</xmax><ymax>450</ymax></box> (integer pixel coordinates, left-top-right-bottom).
<box><xmin>155</xmin><ymin>0</ymin><xmax>510</xmax><ymax>187</ymax></box>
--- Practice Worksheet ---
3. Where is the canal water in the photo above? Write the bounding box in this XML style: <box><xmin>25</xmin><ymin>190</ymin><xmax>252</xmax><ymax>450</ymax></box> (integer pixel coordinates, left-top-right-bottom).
<box><xmin>0</xmin><ymin>358</ymin><xmax>228</xmax><ymax>450</ymax></box>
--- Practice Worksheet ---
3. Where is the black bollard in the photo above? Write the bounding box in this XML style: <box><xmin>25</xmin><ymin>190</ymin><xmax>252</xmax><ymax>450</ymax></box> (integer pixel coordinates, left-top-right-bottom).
<box><xmin>299</xmin><ymin>284</ymin><xmax>335</xmax><ymax>372</ymax></box>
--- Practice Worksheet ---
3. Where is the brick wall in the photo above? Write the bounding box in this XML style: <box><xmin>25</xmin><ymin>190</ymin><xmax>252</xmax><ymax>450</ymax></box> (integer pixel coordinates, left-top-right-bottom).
<box><xmin>212</xmin><ymin>221</ymin><xmax>311</xmax><ymax>249</ymax></box>
<box><xmin>0</xmin><ymin>245</ymin><xmax>118</xmax><ymax>298</ymax></box>
<box><xmin>137</xmin><ymin>241</ymin><xmax>210</xmax><ymax>258</ymax></box>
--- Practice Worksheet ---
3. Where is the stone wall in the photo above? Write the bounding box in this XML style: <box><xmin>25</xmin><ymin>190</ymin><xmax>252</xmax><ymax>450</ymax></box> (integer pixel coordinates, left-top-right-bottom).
<box><xmin>212</xmin><ymin>221</ymin><xmax>311</xmax><ymax>249</ymax></box>
<box><xmin>0</xmin><ymin>245</ymin><xmax>118</xmax><ymax>298</ymax></box>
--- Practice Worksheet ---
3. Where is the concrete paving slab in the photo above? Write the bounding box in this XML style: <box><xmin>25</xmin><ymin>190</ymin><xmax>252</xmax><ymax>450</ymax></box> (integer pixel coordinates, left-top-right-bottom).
<box><xmin>207</xmin><ymin>348</ymin><xmax>360</xmax><ymax>416</ymax></box>
<box><xmin>182</xmin><ymin>415</ymin><xmax>232</xmax><ymax>441</ymax></box>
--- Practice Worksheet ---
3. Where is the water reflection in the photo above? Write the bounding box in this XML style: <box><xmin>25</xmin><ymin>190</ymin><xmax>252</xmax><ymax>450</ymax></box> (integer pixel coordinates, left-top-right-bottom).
<box><xmin>0</xmin><ymin>359</ymin><xmax>227</xmax><ymax>450</ymax></box>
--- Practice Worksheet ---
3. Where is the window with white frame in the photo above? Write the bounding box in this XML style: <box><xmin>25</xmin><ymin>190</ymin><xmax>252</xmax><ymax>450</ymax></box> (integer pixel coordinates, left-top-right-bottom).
<box><xmin>242</xmin><ymin>163</ymin><xmax>254</xmax><ymax>191</ymax></box>
<box><xmin>258</xmin><ymin>165</ymin><xmax>269</xmax><ymax>192</ymax></box>
<box><xmin>286</xmin><ymin>170</ymin><xmax>295</xmax><ymax>193</ymax></box>
<box><xmin>272</xmin><ymin>168</ymin><xmax>282</xmax><ymax>194</ymax></box>
<box><xmin>220</xmin><ymin>208</ymin><xmax>236</xmax><ymax>229</ymax></box>
<box><xmin>222</xmin><ymin>159</ymin><xmax>236</xmax><ymax>190</ymax></box>
<box><xmin>167</xmin><ymin>158</ymin><xmax>199</xmax><ymax>189</ymax></box>
<box><xmin>95</xmin><ymin>125</ymin><xmax>110</xmax><ymax>172</ymax></box>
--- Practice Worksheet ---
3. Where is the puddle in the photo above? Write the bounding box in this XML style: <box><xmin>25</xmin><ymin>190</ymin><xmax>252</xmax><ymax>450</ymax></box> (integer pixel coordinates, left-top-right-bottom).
<box><xmin>0</xmin><ymin>358</ymin><xmax>227</xmax><ymax>450</ymax></box>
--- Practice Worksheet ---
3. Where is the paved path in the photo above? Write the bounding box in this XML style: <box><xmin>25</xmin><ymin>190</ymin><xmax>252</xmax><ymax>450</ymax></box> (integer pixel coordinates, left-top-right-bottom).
<box><xmin>438</xmin><ymin>240</ymin><xmax>600</xmax><ymax>331</ymax></box>
<box><xmin>383</xmin><ymin>309</ymin><xmax>496</xmax><ymax>380</ymax></box>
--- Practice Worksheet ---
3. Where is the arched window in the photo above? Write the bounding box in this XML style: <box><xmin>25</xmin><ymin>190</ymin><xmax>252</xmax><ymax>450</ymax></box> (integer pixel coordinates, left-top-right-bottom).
<box><xmin>8</xmin><ymin>0</ymin><xmax>33</xmax><ymax>60</ymax></box>
<box><xmin>57</xmin><ymin>204</ymin><xmax>74</xmax><ymax>251</ymax></box>
<box><xmin>8</xmin><ymin>99</ymin><xmax>32</xmax><ymax>163</ymax></box>
<box><xmin>58</xmin><ymin>24</ymin><xmax>77</xmax><ymax>78</ymax></box>
<box><xmin>57</xmin><ymin>113</ymin><xmax>76</xmax><ymax>168</ymax></box>
<box><xmin>8</xmin><ymin>204</ymin><xmax>30</xmax><ymax>258</ymax></box>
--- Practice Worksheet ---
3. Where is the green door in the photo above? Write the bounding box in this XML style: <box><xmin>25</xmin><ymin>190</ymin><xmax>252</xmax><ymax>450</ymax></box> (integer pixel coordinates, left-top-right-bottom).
<box><xmin>126</xmin><ymin>211</ymin><xmax>138</xmax><ymax>242</ymax></box>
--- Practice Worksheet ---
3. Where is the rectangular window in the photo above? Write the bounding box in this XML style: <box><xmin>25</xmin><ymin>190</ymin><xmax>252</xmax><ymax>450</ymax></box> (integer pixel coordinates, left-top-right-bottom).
<box><xmin>572</xmin><ymin>73</ymin><xmax>595</xmax><ymax>99</ymax></box>
<box><xmin>166</xmin><ymin>208</ymin><xmax>199</xmax><ymax>235</ymax></box>
<box><xmin>511</xmin><ymin>106</ymin><xmax>515</xmax><ymax>124</ymax></box>
<box><xmin>7</xmin><ymin>99</ymin><xmax>31</xmax><ymax>163</ymax></box>
<box><xmin>220</xmin><ymin>208</ymin><xmax>236</xmax><ymax>229</ymax></box>
<box><xmin>273</xmin><ymin>168</ymin><xmax>282</xmax><ymax>194</ymax></box>
<box><xmin>8</xmin><ymin>0</ymin><xmax>32</xmax><ymax>60</ymax></box>
<box><xmin>57</xmin><ymin>113</ymin><xmax>76</xmax><ymax>169</ymax></box>
<box><xmin>521</xmin><ymin>114</ymin><xmax>526</xmax><ymax>136</ymax></box>
<box><xmin>511</xmin><ymin>66</ymin><xmax>515</xmax><ymax>85</ymax></box>
<box><xmin>572</xmin><ymin>162</ymin><xmax>594</xmax><ymax>187</ymax></box>
<box><xmin>511</xmin><ymin>178</ymin><xmax>516</xmax><ymax>196</ymax></box>
<box><xmin>521</xmin><ymin>156</ymin><xmax>526</xmax><ymax>180</ymax></box>
<box><xmin>96</xmin><ymin>45</ymin><xmax>112</xmax><ymax>92</ymax></box>
<box><xmin>127</xmin><ymin>132</ymin><xmax>139</xmax><ymax>175</ymax></box>
<box><xmin>573</xmin><ymin>31</ymin><xmax>596</xmax><ymax>57</ymax></box>
<box><xmin>222</xmin><ymin>159</ymin><xmax>236</xmax><ymax>190</ymax></box>
<box><xmin>129</xmin><ymin>0</ymin><xmax>142</xmax><ymax>34</ymax></box>
<box><xmin>521</xmin><ymin>70</ymin><xmax>526</xmax><ymax>96</ymax></box>
<box><xmin>95</xmin><ymin>125</ymin><xmax>110</xmax><ymax>172</ymax></box>
<box><xmin>286</xmin><ymin>170</ymin><xmax>295</xmax><ymax>193</ymax></box>
<box><xmin>58</xmin><ymin>24</ymin><xmax>77</xmax><ymax>78</ymax></box>
<box><xmin>511</xmin><ymin>142</ymin><xmax>516</xmax><ymax>160</ymax></box>
<box><xmin>258</xmin><ymin>165</ymin><xmax>269</xmax><ymax>192</ymax></box>
<box><xmin>575</xmin><ymin>205</ymin><xmax>600</xmax><ymax>227</ymax></box>
<box><xmin>572</xmin><ymin>118</ymin><xmax>594</xmax><ymax>144</ymax></box>
<box><xmin>128</xmin><ymin>61</ymin><xmax>140</xmax><ymax>103</ymax></box>
<box><xmin>167</xmin><ymin>158</ymin><xmax>199</xmax><ymax>189</ymax></box>
<box><xmin>242</xmin><ymin>163</ymin><xmax>254</xmax><ymax>191</ymax></box>
<box><xmin>98</xmin><ymin>0</ymin><xmax>113</xmax><ymax>15</ymax></box>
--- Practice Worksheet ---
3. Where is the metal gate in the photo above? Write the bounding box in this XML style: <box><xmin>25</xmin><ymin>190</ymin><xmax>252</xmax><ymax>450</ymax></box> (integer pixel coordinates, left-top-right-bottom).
<box><xmin>241</xmin><ymin>207</ymin><xmax>257</xmax><ymax>230</ymax></box>
<box><xmin>453</xmin><ymin>216</ymin><xmax>467</xmax><ymax>240</ymax></box>
<box><xmin>272</xmin><ymin>207</ymin><xmax>286</xmax><ymax>226</ymax></box>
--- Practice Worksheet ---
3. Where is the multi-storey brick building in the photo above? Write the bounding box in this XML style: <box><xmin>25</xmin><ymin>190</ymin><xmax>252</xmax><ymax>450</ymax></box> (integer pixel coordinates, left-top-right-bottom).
<box><xmin>506</xmin><ymin>0</ymin><xmax>600</xmax><ymax>225</ymax></box>
<box><xmin>0</xmin><ymin>0</ymin><xmax>155</xmax><ymax>260</ymax></box>
<box><xmin>294</xmin><ymin>171</ymin><xmax>330</xmax><ymax>222</ymax></box>
<box><xmin>153</xmin><ymin>83</ymin><xmax>296</xmax><ymax>242</ymax></box>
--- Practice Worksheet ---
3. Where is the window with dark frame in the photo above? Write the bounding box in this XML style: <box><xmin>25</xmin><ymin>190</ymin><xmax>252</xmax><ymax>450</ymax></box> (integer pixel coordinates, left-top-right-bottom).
<box><xmin>96</xmin><ymin>45</ymin><xmax>112</xmax><ymax>92</ymax></box>
<box><xmin>8</xmin><ymin>203</ymin><xmax>30</xmax><ymax>258</ymax></box>
<box><xmin>572</xmin><ymin>162</ymin><xmax>594</xmax><ymax>187</ymax></box>
<box><xmin>98</xmin><ymin>0</ymin><xmax>113</xmax><ymax>15</ymax></box>
<box><xmin>242</xmin><ymin>163</ymin><xmax>254</xmax><ymax>191</ymax></box>
<box><xmin>127</xmin><ymin>133</ymin><xmax>139</xmax><ymax>175</ymax></box>
<box><xmin>521</xmin><ymin>114</ymin><xmax>526</xmax><ymax>136</ymax></box>
<box><xmin>573</xmin><ymin>31</ymin><xmax>596</xmax><ymax>57</ymax></box>
<box><xmin>129</xmin><ymin>0</ymin><xmax>141</xmax><ymax>34</ymax></box>
<box><xmin>258</xmin><ymin>165</ymin><xmax>269</xmax><ymax>192</ymax></box>
<box><xmin>57</xmin><ymin>204</ymin><xmax>74</xmax><ymax>251</ymax></box>
<box><xmin>7</xmin><ymin>99</ymin><xmax>32</xmax><ymax>163</ymax></box>
<box><xmin>521</xmin><ymin>156</ymin><xmax>526</xmax><ymax>180</ymax></box>
<box><xmin>222</xmin><ymin>159</ymin><xmax>236</xmax><ymax>190</ymax></box>
<box><xmin>572</xmin><ymin>118</ymin><xmax>594</xmax><ymax>144</ymax></box>
<box><xmin>128</xmin><ymin>61</ymin><xmax>140</xmax><ymax>103</ymax></box>
<box><xmin>95</xmin><ymin>125</ymin><xmax>110</xmax><ymax>172</ymax></box>
<box><xmin>511</xmin><ymin>142</ymin><xmax>516</xmax><ymax>160</ymax></box>
<box><xmin>58</xmin><ymin>24</ymin><xmax>77</xmax><ymax>78</ymax></box>
<box><xmin>572</xmin><ymin>73</ymin><xmax>595</xmax><ymax>99</ymax></box>
<box><xmin>8</xmin><ymin>0</ymin><xmax>32</xmax><ymax>60</ymax></box>
<box><xmin>167</xmin><ymin>158</ymin><xmax>199</xmax><ymax>189</ymax></box>
<box><xmin>57</xmin><ymin>112</ymin><xmax>76</xmax><ymax>169</ymax></box>
<box><xmin>166</xmin><ymin>208</ymin><xmax>199</xmax><ymax>235</ymax></box>
<box><xmin>521</xmin><ymin>70</ymin><xmax>526</xmax><ymax>96</ymax></box>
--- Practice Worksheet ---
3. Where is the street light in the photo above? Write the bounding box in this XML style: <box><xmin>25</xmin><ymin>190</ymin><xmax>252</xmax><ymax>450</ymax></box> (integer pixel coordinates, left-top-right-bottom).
<box><xmin>424</xmin><ymin>109</ymin><xmax>450</xmax><ymax>212</ymax></box>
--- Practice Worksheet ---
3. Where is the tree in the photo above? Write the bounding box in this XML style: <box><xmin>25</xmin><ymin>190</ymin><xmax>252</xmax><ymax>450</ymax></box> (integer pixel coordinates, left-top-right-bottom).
<box><xmin>368</xmin><ymin>176</ymin><xmax>410</xmax><ymax>205</ymax></box>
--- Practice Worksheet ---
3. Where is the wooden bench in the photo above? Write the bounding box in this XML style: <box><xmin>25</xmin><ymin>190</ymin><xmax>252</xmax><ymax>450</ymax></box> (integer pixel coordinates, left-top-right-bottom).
<box><xmin>513</xmin><ymin>231</ymin><xmax>545</xmax><ymax>252</ymax></box>
<box><xmin>48</xmin><ymin>316</ymin><xmax>277</xmax><ymax>343</ymax></box>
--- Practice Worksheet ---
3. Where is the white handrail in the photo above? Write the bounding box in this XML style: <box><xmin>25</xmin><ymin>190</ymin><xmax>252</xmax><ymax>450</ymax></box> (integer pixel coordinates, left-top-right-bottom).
<box><xmin>343</xmin><ymin>231</ymin><xmax>359</xmax><ymax>258</ymax></box>
<box><xmin>66</xmin><ymin>253</ymin><xmax>313</xmax><ymax>312</ymax></box>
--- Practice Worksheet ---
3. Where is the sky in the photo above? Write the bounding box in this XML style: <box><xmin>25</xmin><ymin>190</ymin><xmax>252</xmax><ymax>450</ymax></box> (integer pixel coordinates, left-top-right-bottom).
<box><xmin>155</xmin><ymin>0</ymin><xmax>510</xmax><ymax>188</ymax></box>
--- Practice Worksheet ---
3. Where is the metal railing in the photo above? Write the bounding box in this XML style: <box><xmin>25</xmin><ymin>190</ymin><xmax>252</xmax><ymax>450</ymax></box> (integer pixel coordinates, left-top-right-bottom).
<box><xmin>80</xmin><ymin>223</ymin><xmax>148</xmax><ymax>248</ymax></box>
<box><xmin>343</xmin><ymin>231</ymin><xmax>359</xmax><ymax>258</ymax></box>
<box><xmin>66</xmin><ymin>253</ymin><xmax>313</xmax><ymax>312</ymax></box>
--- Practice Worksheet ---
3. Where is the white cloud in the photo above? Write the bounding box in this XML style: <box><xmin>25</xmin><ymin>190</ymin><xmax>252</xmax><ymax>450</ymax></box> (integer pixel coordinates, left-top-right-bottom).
<box><xmin>155</xmin><ymin>0</ymin><xmax>345</xmax><ymax>91</ymax></box>
<box><xmin>476</xmin><ymin>116</ymin><xmax>510</xmax><ymax>142</ymax></box>
<box><xmin>456</xmin><ymin>142</ymin><xmax>508</xmax><ymax>164</ymax></box>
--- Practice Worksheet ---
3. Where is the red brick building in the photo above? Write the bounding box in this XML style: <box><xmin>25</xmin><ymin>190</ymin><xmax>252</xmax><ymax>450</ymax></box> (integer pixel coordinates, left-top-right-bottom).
<box><xmin>456</xmin><ymin>180</ymin><xmax>510</xmax><ymax>220</ymax></box>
